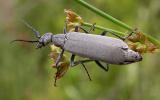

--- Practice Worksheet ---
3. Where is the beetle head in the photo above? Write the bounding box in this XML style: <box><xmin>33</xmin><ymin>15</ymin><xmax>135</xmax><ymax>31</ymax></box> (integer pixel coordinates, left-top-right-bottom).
<box><xmin>36</xmin><ymin>33</ymin><xmax>53</xmax><ymax>48</ymax></box>
<box><xmin>12</xmin><ymin>21</ymin><xmax>53</xmax><ymax>49</ymax></box>
<box><xmin>123</xmin><ymin>48</ymin><xmax>142</xmax><ymax>64</ymax></box>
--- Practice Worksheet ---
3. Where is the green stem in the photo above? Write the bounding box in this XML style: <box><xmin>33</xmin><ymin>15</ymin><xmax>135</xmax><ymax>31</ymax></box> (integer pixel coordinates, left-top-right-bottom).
<box><xmin>74</xmin><ymin>0</ymin><xmax>160</xmax><ymax>48</ymax></box>
<box><xmin>83</xmin><ymin>22</ymin><xmax>160</xmax><ymax>48</ymax></box>
<box><xmin>82</xmin><ymin>22</ymin><xmax>125</xmax><ymax>36</ymax></box>
<box><xmin>74</xmin><ymin>0</ymin><xmax>133</xmax><ymax>31</ymax></box>
<box><xmin>144</xmin><ymin>34</ymin><xmax>160</xmax><ymax>48</ymax></box>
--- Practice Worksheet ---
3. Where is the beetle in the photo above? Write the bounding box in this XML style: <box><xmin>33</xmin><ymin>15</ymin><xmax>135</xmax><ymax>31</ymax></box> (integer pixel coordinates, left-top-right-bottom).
<box><xmin>13</xmin><ymin>21</ymin><xmax>142</xmax><ymax>84</ymax></box>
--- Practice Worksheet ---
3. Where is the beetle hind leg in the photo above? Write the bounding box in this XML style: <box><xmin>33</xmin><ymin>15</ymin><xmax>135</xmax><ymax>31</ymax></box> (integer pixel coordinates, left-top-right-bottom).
<box><xmin>101</xmin><ymin>31</ymin><xmax>125</xmax><ymax>40</ymax></box>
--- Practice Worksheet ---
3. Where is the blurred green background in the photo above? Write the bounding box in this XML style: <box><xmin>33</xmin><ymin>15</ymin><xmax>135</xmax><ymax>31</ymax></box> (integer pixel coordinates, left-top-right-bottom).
<box><xmin>0</xmin><ymin>0</ymin><xmax>160</xmax><ymax>100</ymax></box>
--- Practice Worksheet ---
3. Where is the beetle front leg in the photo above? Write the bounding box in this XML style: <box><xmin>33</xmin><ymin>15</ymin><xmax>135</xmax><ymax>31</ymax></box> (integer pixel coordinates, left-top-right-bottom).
<box><xmin>63</xmin><ymin>20</ymin><xmax>67</xmax><ymax>34</ymax></box>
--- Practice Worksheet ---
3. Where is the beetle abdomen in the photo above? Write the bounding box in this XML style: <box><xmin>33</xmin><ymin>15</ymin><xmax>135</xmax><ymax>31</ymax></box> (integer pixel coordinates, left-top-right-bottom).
<box><xmin>64</xmin><ymin>32</ymin><xmax>128</xmax><ymax>64</ymax></box>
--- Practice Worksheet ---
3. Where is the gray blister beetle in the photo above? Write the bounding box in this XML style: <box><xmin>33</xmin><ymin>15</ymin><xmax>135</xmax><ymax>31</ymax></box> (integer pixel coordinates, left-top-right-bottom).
<box><xmin>13</xmin><ymin>21</ymin><xmax>142</xmax><ymax>81</ymax></box>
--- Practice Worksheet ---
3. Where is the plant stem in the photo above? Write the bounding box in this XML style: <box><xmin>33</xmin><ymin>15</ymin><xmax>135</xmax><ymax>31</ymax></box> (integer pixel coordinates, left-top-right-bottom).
<box><xmin>144</xmin><ymin>34</ymin><xmax>160</xmax><ymax>48</ymax></box>
<box><xmin>74</xmin><ymin>0</ymin><xmax>133</xmax><ymax>31</ymax></box>
<box><xmin>83</xmin><ymin>22</ymin><xmax>160</xmax><ymax>48</ymax></box>
<box><xmin>82</xmin><ymin>22</ymin><xmax>125</xmax><ymax>36</ymax></box>
<box><xmin>74</xmin><ymin>0</ymin><xmax>160</xmax><ymax>48</ymax></box>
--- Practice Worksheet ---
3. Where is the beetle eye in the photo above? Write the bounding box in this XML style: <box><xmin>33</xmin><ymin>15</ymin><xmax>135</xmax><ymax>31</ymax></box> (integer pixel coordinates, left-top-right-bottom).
<box><xmin>121</xmin><ymin>47</ymin><xmax>128</xmax><ymax>50</ymax></box>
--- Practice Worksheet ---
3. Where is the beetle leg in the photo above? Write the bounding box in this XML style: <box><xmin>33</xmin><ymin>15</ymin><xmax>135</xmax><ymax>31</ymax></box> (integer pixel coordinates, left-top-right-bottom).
<box><xmin>55</xmin><ymin>49</ymin><xmax>65</xmax><ymax>68</ymax></box>
<box><xmin>70</xmin><ymin>55</ymin><xmax>93</xmax><ymax>66</ymax></box>
<box><xmin>74</xmin><ymin>25</ymin><xmax>88</xmax><ymax>33</ymax></box>
<box><xmin>70</xmin><ymin>54</ymin><xmax>109</xmax><ymax>71</ymax></box>
<box><xmin>75</xmin><ymin>26</ymin><xmax>79</xmax><ymax>32</ymax></box>
<box><xmin>88</xmin><ymin>23</ymin><xmax>96</xmax><ymax>33</ymax></box>
<box><xmin>81</xmin><ymin>63</ymin><xmax>92</xmax><ymax>81</ymax></box>
<box><xmin>70</xmin><ymin>54</ymin><xmax>92</xmax><ymax>81</ymax></box>
<box><xmin>63</xmin><ymin>20</ymin><xmax>67</xmax><ymax>34</ymax></box>
<box><xmin>100</xmin><ymin>31</ymin><xmax>108</xmax><ymax>36</ymax></box>
<box><xmin>94</xmin><ymin>61</ymin><xmax>109</xmax><ymax>72</ymax></box>
<box><xmin>63</xmin><ymin>27</ymin><xmax>67</xmax><ymax>34</ymax></box>
<box><xmin>75</xmin><ymin>23</ymin><xmax>96</xmax><ymax>33</ymax></box>
<box><xmin>123</xmin><ymin>28</ymin><xmax>138</xmax><ymax>40</ymax></box>
<box><xmin>79</xmin><ymin>27</ymin><xmax>89</xmax><ymax>33</ymax></box>
<box><xmin>122</xmin><ymin>28</ymin><xmax>137</xmax><ymax>40</ymax></box>
<box><xmin>101</xmin><ymin>31</ymin><xmax>125</xmax><ymax>40</ymax></box>
<box><xmin>101</xmin><ymin>28</ymin><xmax>137</xmax><ymax>41</ymax></box>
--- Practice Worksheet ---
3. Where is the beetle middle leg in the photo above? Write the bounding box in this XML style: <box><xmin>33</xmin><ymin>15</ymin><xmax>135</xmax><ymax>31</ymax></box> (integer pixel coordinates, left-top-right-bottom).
<box><xmin>70</xmin><ymin>54</ymin><xmax>92</xmax><ymax>81</ymax></box>
<box><xmin>76</xmin><ymin>23</ymin><xmax>96</xmax><ymax>33</ymax></box>
<box><xmin>70</xmin><ymin>54</ymin><xmax>109</xmax><ymax>80</ymax></box>
<box><xmin>70</xmin><ymin>58</ymin><xmax>109</xmax><ymax>72</ymax></box>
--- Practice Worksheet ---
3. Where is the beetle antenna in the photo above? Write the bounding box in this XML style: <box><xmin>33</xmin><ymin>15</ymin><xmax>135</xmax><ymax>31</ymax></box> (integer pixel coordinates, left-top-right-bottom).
<box><xmin>21</xmin><ymin>20</ymin><xmax>41</xmax><ymax>39</ymax></box>
<box><xmin>11</xmin><ymin>39</ymin><xmax>39</xmax><ymax>43</ymax></box>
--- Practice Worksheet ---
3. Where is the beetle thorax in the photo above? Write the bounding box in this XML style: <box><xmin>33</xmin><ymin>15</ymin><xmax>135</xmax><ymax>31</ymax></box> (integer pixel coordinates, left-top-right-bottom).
<box><xmin>51</xmin><ymin>34</ymin><xmax>66</xmax><ymax>48</ymax></box>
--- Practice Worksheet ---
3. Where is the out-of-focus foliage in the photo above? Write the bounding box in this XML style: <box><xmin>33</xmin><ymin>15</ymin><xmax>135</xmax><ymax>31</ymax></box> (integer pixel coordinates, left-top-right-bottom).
<box><xmin>0</xmin><ymin>0</ymin><xmax>160</xmax><ymax>100</ymax></box>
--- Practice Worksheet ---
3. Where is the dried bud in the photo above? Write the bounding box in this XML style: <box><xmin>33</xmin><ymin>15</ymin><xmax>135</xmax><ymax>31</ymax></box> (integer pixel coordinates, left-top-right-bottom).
<box><xmin>126</xmin><ymin>31</ymin><xmax>158</xmax><ymax>53</ymax></box>
<box><xmin>64</xmin><ymin>9</ymin><xmax>83</xmax><ymax>32</ymax></box>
